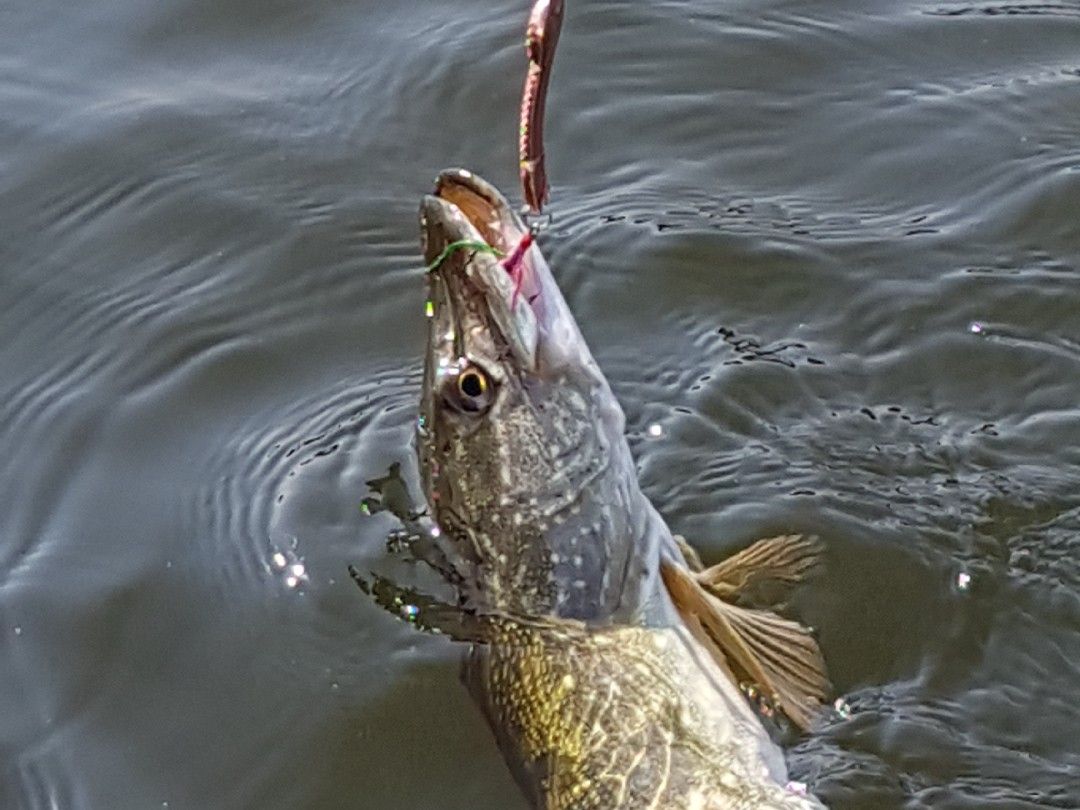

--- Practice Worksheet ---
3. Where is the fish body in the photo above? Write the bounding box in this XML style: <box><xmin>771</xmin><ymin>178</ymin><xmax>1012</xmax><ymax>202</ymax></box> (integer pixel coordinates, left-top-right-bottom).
<box><xmin>410</xmin><ymin>169</ymin><xmax>828</xmax><ymax>809</ymax></box>
<box><xmin>466</xmin><ymin>618</ymin><xmax>824</xmax><ymax>809</ymax></box>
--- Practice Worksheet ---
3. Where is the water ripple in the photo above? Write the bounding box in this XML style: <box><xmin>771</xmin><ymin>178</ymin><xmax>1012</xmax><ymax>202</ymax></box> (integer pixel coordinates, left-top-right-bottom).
<box><xmin>186</xmin><ymin>368</ymin><xmax>420</xmax><ymax>599</ymax></box>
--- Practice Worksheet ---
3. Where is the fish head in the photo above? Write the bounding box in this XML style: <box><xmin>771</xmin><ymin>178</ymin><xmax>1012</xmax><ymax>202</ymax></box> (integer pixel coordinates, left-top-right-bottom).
<box><xmin>418</xmin><ymin>169</ymin><xmax>649</xmax><ymax>621</ymax></box>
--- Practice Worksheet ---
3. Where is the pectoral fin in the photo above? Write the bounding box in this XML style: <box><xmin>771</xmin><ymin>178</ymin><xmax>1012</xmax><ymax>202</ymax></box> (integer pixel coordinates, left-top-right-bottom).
<box><xmin>349</xmin><ymin>566</ymin><xmax>494</xmax><ymax>643</ymax></box>
<box><xmin>696</xmin><ymin>534</ymin><xmax>823</xmax><ymax>602</ymax></box>
<box><xmin>660</xmin><ymin>537</ymin><xmax>829</xmax><ymax>732</ymax></box>
<box><xmin>674</xmin><ymin>533</ymin><xmax>705</xmax><ymax>572</ymax></box>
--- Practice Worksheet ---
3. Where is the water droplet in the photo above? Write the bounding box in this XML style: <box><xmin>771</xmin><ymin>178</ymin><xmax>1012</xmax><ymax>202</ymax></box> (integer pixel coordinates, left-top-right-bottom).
<box><xmin>13</xmin><ymin>626</ymin><xmax>22</xmax><ymax>636</ymax></box>
<box><xmin>272</xmin><ymin>552</ymin><xmax>287</xmax><ymax>568</ymax></box>
<box><xmin>957</xmin><ymin>571</ymin><xmax>972</xmax><ymax>590</ymax></box>
<box><xmin>785</xmin><ymin>781</ymin><xmax>808</xmax><ymax>796</ymax></box>
<box><xmin>833</xmin><ymin>697</ymin><xmax>852</xmax><ymax>719</ymax></box>
<box><xmin>425</xmin><ymin>300</ymin><xmax>435</xmax><ymax>318</ymax></box>
<box><xmin>969</xmin><ymin>322</ymin><xmax>984</xmax><ymax>334</ymax></box>
<box><xmin>647</xmin><ymin>423</ymin><xmax>663</xmax><ymax>438</ymax></box>
<box><xmin>285</xmin><ymin>576</ymin><xmax>299</xmax><ymax>589</ymax></box>
<box><xmin>400</xmin><ymin>604</ymin><xmax>420</xmax><ymax>621</ymax></box>
<box><xmin>290</xmin><ymin>563</ymin><xmax>306</xmax><ymax>578</ymax></box>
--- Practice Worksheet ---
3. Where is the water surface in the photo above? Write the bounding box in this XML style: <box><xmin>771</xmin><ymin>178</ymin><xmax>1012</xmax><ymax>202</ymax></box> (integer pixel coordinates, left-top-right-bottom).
<box><xmin>1</xmin><ymin>0</ymin><xmax>1078</xmax><ymax>807</ymax></box>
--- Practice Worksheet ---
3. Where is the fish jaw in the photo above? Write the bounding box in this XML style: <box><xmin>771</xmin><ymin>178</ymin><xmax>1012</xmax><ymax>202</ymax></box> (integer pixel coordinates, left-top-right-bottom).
<box><xmin>419</xmin><ymin>190</ymin><xmax>537</xmax><ymax>374</ymax></box>
<box><xmin>424</xmin><ymin>168</ymin><xmax>618</xmax><ymax>387</ymax></box>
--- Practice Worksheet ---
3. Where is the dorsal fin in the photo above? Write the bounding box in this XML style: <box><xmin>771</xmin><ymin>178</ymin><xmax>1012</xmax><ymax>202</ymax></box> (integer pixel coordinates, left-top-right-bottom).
<box><xmin>660</xmin><ymin>536</ymin><xmax>830</xmax><ymax>731</ymax></box>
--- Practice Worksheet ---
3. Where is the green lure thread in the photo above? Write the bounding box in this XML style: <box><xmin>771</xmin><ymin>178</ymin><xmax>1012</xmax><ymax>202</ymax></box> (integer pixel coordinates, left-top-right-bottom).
<box><xmin>425</xmin><ymin>240</ymin><xmax>504</xmax><ymax>274</ymax></box>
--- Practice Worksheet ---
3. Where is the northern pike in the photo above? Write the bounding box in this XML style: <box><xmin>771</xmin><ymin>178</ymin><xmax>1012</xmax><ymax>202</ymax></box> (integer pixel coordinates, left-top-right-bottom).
<box><xmin>361</xmin><ymin>169</ymin><xmax>832</xmax><ymax>809</ymax></box>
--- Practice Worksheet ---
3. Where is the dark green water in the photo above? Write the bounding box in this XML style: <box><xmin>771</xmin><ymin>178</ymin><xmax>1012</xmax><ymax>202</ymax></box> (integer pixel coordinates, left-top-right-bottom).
<box><xmin>1</xmin><ymin>1</ymin><xmax>1078</xmax><ymax>807</ymax></box>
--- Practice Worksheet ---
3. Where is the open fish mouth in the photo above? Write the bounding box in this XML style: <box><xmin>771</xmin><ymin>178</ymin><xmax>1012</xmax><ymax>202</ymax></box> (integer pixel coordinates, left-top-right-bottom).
<box><xmin>427</xmin><ymin>168</ymin><xmax>528</xmax><ymax>257</ymax></box>
<box><xmin>420</xmin><ymin>168</ymin><xmax>542</xmax><ymax>372</ymax></box>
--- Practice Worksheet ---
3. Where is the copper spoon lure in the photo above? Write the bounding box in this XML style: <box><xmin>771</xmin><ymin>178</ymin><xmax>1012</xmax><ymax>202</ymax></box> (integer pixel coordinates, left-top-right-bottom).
<box><xmin>518</xmin><ymin>0</ymin><xmax>564</xmax><ymax>215</ymax></box>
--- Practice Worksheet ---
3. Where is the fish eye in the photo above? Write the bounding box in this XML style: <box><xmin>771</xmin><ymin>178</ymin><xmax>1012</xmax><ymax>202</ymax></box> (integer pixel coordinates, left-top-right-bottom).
<box><xmin>458</xmin><ymin>368</ymin><xmax>487</xmax><ymax>399</ymax></box>
<box><xmin>445</xmin><ymin>364</ymin><xmax>495</xmax><ymax>414</ymax></box>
